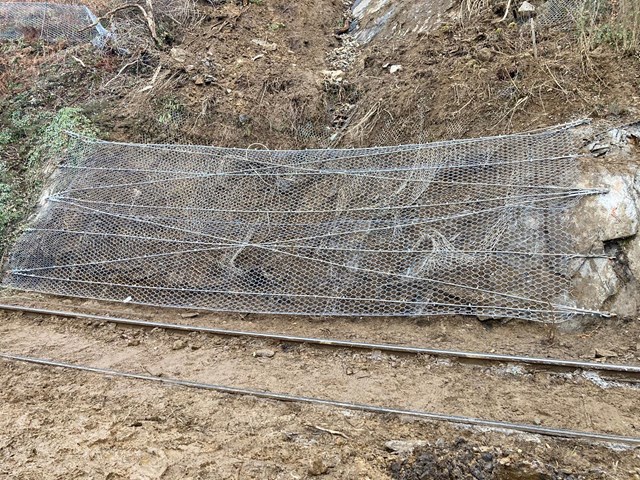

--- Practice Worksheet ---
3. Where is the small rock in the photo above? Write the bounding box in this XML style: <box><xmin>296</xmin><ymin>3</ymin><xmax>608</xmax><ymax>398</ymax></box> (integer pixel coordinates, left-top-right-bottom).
<box><xmin>481</xmin><ymin>452</ymin><xmax>494</xmax><ymax>462</ymax></box>
<box><xmin>127</xmin><ymin>339</ymin><xmax>140</xmax><ymax>347</ymax></box>
<box><xmin>370</xmin><ymin>350</ymin><xmax>383</xmax><ymax>361</ymax></box>
<box><xmin>190</xmin><ymin>343</ymin><xmax>202</xmax><ymax>351</ymax></box>
<box><xmin>172</xmin><ymin>339</ymin><xmax>187</xmax><ymax>350</ymax></box>
<box><xmin>180</xmin><ymin>312</ymin><xmax>199</xmax><ymax>319</ymax></box>
<box><xmin>518</xmin><ymin>1</ymin><xmax>536</xmax><ymax>13</ymax></box>
<box><xmin>194</xmin><ymin>75</ymin><xmax>205</xmax><ymax>85</ymax></box>
<box><xmin>384</xmin><ymin>440</ymin><xmax>428</xmax><ymax>455</ymax></box>
<box><xmin>321</xmin><ymin>69</ymin><xmax>345</xmax><ymax>82</ymax></box>
<box><xmin>533</xmin><ymin>418</ymin><xmax>542</xmax><ymax>425</ymax></box>
<box><xmin>476</xmin><ymin>47</ymin><xmax>493</xmax><ymax>62</ymax></box>
<box><xmin>253</xmin><ymin>349</ymin><xmax>275</xmax><ymax>358</ymax></box>
<box><xmin>251</xmin><ymin>38</ymin><xmax>278</xmax><ymax>51</ymax></box>
<box><xmin>238</xmin><ymin>114</ymin><xmax>251</xmax><ymax>125</ymax></box>
<box><xmin>170</xmin><ymin>47</ymin><xmax>188</xmax><ymax>63</ymax></box>
<box><xmin>389</xmin><ymin>64</ymin><xmax>402</xmax><ymax>74</ymax></box>
<box><xmin>595</xmin><ymin>348</ymin><xmax>618</xmax><ymax>358</ymax></box>
<box><xmin>587</xmin><ymin>141</ymin><xmax>609</xmax><ymax>157</ymax></box>
<box><xmin>609</xmin><ymin>128</ymin><xmax>626</xmax><ymax>144</ymax></box>
<box><xmin>308</xmin><ymin>458</ymin><xmax>328</xmax><ymax>476</ymax></box>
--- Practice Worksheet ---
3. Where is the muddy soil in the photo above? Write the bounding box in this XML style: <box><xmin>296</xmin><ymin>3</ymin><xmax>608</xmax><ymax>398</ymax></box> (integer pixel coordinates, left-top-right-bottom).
<box><xmin>4</xmin><ymin>292</ymin><xmax>640</xmax><ymax>367</ymax></box>
<box><xmin>1</xmin><ymin>307</ymin><xmax>640</xmax><ymax>479</ymax></box>
<box><xmin>4</xmin><ymin>310</ymin><xmax>640</xmax><ymax>435</ymax></box>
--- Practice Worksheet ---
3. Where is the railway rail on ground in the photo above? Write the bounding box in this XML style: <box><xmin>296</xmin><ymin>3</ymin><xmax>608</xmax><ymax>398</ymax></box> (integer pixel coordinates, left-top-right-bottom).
<box><xmin>1</xmin><ymin>302</ymin><xmax>638</xmax><ymax>377</ymax></box>
<box><xmin>2</xmin><ymin>301</ymin><xmax>640</xmax><ymax>447</ymax></box>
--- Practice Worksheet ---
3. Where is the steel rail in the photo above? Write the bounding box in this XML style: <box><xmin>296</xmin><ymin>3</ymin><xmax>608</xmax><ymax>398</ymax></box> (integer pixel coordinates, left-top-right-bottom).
<box><xmin>1</xmin><ymin>303</ymin><xmax>639</xmax><ymax>375</ymax></box>
<box><xmin>1</xmin><ymin>352</ymin><xmax>638</xmax><ymax>446</ymax></box>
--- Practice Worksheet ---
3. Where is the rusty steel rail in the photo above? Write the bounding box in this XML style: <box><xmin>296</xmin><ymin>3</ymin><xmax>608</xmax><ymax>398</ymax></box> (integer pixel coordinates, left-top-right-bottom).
<box><xmin>1</xmin><ymin>353</ymin><xmax>640</xmax><ymax>446</ymax></box>
<box><xmin>0</xmin><ymin>302</ymin><xmax>639</xmax><ymax>375</ymax></box>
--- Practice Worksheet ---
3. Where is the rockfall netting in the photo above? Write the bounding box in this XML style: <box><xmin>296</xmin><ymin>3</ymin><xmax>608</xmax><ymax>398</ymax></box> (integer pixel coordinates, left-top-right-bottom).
<box><xmin>537</xmin><ymin>0</ymin><xmax>600</xmax><ymax>28</ymax></box>
<box><xmin>3</xmin><ymin>123</ymin><xmax>607</xmax><ymax>322</ymax></box>
<box><xmin>0</xmin><ymin>2</ymin><xmax>109</xmax><ymax>45</ymax></box>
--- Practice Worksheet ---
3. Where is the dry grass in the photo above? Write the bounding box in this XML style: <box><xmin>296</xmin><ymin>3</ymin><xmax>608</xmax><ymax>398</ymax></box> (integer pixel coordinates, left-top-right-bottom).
<box><xmin>80</xmin><ymin>0</ymin><xmax>112</xmax><ymax>10</ymax></box>
<box><xmin>100</xmin><ymin>0</ymin><xmax>203</xmax><ymax>51</ymax></box>
<box><xmin>0</xmin><ymin>54</ymin><xmax>8</xmax><ymax>97</ymax></box>
<box><xmin>616</xmin><ymin>0</ymin><xmax>640</xmax><ymax>52</ymax></box>
<box><xmin>578</xmin><ymin>0</ymin><xmax>640</xmax><ymax>54</ymax></box>
<box><xmin>459</xmin><ymin>0</ymin><xmax>491</xmax><ymax>25</ymax></box>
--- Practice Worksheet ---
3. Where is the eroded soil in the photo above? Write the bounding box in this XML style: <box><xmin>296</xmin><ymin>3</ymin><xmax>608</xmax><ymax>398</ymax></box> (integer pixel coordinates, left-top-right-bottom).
<box><xmin>0</xmin><ymin>295</ymin><xmax>640</xmax><ymax>479</ymax></box>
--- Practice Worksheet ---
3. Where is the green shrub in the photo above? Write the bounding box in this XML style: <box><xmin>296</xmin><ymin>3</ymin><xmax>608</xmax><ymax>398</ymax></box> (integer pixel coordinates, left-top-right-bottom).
<box><xmin>578</xmin><ymin>0</ymin><xmax>640</xmax><ymax>54</ymax></box>
<box><xmin>0</xmin><ymin>107</ymin><xmax>98</xmax><ymax>252</ymax></box>
<box><xmin>27</xmin><ymin>107</ymin><xmax>98</xmax><ymax>167</ymax></box>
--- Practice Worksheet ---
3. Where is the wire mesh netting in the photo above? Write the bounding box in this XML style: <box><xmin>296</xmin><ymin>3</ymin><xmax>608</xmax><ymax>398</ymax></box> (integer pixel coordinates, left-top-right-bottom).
<box><xmin>2</xmin><ymin>122</ymin><xmax>607</xmax><ymax>322</ymax></box>
<box><xmin>0</xmin><ymin>2</ymin><xmax>109</xmax><ymax>45</ymax></box>
<box><xmin>537</xmin><ymin>0</ymin><xmax>600</xmax><ymax>28</ymax></box>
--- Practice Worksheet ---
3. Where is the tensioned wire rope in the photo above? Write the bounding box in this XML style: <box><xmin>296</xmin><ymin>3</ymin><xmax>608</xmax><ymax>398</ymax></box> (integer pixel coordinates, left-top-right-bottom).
<box><xmin>10</xmin><ymin>193</ymin><xmax>610</xmax><ymax>319</ymax></box>
<box><xmin>7</xmin><ymin>120</ymin><xmax>603</xmax><ymax>320</ymax></box>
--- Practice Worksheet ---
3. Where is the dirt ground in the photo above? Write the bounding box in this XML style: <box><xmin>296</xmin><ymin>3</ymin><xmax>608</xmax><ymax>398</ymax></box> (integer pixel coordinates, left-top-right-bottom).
<box><xmin>0</xmin><ymin>293</ymin><xmax>640</xmax><ymax>478</ymax></box>
<box><xmin>2</xmin><ymin>0</ymin><xmax>640</xmax><ymax>478</ymax></box>
<box><xmin>6</xmin><ymin>291</ymin><xmax>640</xmax><ymax>368</ymax></box>
<box><xmin>2</xmin><ymin>361</ymin><xmax>639</xmax><ymax>480</ymax></box>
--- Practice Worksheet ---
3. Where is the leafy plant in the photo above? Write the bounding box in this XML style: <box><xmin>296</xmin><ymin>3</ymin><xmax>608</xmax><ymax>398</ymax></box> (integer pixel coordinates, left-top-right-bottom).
<box><xmin>269</xmin><ymin>22</ymin><xmax>286</xmax><ymax>31</ymax></box>
<box><xmin>157</xmin><ymin>97</ymin><xmax>186</xmax><ymax>127</ymax></box>
<box><xmin>27</xmin><ymin>107</ymin><xmax>98</xmax><ymax>167</ymax></box>
<box><xmin>0</xmin><ymin>107</ymin><xmax>97</xmax><ymax>252</ymax></box>
<box><xmin>0</xmin><ymin>175</ymin><xmax>17</xmax><ymax>236</ymax></box>
<box><xmin>577</xmin><ymin>0</ymin><xmax>640</xmax><ymax>54</ymax></box>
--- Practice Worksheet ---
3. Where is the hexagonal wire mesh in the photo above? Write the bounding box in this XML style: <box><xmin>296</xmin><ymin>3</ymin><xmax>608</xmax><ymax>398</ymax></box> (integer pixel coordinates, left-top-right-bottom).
<box><xmin>537</xmin><ymin>0</ymin><xmax>601</xmax><ymax>28</ymax></box>
<box><xmin>0</xmin><ymin>2</ymin><xmax>109</xmax><ymax>45</ymax></box>
<box><xmin>2</xmin><ymin>121</ymin><xmax>608</xmax><ymax>322</ymax></box>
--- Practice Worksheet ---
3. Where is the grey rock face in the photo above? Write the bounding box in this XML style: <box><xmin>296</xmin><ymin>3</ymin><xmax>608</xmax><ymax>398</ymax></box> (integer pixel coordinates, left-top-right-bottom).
<box><xmin>568</xmin><ymin>130</ymin><xmax>640</xmax><ymax>320</ymax></box>
<box><xmin>351</xmin><ymin>0</ymin><xmax>455</xmax><ymax>44</ymax></box>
